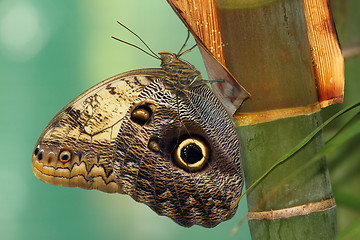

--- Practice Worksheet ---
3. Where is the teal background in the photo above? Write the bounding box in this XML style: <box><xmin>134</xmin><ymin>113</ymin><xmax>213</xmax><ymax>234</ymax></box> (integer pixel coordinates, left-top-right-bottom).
<box><xmin>0</xmin><ymin>1</ymin><xmax>251</xmax><ymax>240</ymax></box>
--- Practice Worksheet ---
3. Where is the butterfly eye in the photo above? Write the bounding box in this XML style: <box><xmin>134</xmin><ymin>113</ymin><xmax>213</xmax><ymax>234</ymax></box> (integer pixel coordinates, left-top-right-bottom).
<box><xmin>173</xmin><ymin>138</ymin><xmax>209</xmax><ymax>172</ymax></box>
<box><xmin>59</xmin><ymin>150</ymin><xmax>71</xmax><ymax>163</ymax></box>
<box><xmin>130</xmin><ymin>104</ymin><xmax>153</xmax><ymax>125</ymax></box>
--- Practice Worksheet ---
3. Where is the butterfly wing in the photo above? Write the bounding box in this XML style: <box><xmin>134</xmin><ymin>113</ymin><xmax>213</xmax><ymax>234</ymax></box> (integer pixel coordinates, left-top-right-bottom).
<box><xmin>32</xmin><ymin>70</ymin><xmax>243</xmax><ymax>227</ymax></box>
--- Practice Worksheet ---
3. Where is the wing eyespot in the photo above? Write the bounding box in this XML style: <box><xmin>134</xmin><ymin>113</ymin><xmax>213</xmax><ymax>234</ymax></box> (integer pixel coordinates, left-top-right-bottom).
<box><xmin>34</xmin><ymin>145</ymin><xmax>40</xmax><ymax>156</ymax></box>
<box><xmin>173</xmin><ymin>137</ymin><xmax>209</xmax><ymax>172</ymax></box>
<box><xmin>59</xmin><ymin>150</ymin><xmax>72</xmax><ymax>163</ymax></box>
<box><xmin>148</xmin><ymin>137</ymin><xmax>161</xmax><ymax>152</ymax></box>
<box><xmin>33</xmin><ymin>145</ymin><xmax>44</xmax><ymax>161</ymax></box>
<box><xmin>37</xmin><ymin>150</ymin><xmax>44</xmax><ymax>161</ymax></box>
<box><xmin>130</xmin><ymin>103</ymin><xmax>154</xmax><ymax>125</ymax></box>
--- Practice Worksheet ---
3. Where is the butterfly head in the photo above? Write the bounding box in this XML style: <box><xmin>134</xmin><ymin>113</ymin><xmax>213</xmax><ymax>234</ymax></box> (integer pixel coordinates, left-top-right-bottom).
<box><xmin>159</xmin><ymin>52</ymin><xmax>196</xmax><ymax>70</ymax></box>
<box><xmin>159</xmin><ymin>52</ymin><xmax>203</xmax><ymax>89</ymax></box>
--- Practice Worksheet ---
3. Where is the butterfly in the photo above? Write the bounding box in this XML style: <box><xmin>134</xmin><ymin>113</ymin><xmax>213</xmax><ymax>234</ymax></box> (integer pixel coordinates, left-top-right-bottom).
<box><xmin>32</xmin><ymin>23</ymin><xmax>247</xmax><ymax>228</ymax></box>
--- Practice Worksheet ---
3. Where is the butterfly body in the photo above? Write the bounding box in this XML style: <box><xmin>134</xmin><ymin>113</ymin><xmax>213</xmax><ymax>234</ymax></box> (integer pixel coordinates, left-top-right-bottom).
<box><xmin>33</xmin><ymin>52</ymin><xmax>243</xmax><ymax>227</ymax></box>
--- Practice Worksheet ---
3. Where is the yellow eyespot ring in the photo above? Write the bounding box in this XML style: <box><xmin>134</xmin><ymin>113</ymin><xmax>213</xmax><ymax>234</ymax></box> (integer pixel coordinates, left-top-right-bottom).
<box><xmin>59</xmin><ymin>150</ymin><xmax>72</xmax><ymax>163</ymax></box>
<box><xmin>173</xmin><ymin>138</ymin><xmax>209</xmax><ymax>171</ymax></box>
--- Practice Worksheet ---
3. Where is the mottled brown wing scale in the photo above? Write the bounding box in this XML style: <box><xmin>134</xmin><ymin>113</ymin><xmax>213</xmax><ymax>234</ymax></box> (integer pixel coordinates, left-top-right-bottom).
<box><xmin>32</xmin><ymin>70</ymin><xmax>163</xmax><ymax>194</ymax></box>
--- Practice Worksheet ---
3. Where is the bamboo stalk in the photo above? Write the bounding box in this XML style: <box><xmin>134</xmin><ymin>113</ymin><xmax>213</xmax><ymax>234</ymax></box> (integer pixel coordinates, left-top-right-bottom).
<box><xmin>216</xmin><ymin>0</ymin><xmax>338</xmax><ymax>238</ymax></box>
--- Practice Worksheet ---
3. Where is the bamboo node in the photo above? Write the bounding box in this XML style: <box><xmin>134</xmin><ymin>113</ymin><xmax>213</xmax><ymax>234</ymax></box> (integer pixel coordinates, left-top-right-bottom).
<box><xmin>247</xmin><ymin>197</ymin><xmax>336</xmax><ymax>220</ymax></box>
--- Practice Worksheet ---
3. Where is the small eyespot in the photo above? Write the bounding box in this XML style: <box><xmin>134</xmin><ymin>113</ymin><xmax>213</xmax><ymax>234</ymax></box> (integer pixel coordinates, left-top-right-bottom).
<box><xmin>130</xmin><ymin>104</ymin><xmax>153</xmax><ymax>125</ymax></box>
<box><xmin>34</xmin><ymin>145</ymin><xmax>40</xmax><ymax>156</ymax></box>
<box><xmin>59</xmin><ymin>150</ymin><xmax>71</xmax><ymax>163</ymax></box>
<box><xmin>37</xmin><ymin>150</ymin><xmax>44</xmax><ymax>161</ymax></box>
<box><xmin>148</xmin><ymin>137</ymin><xmax>161</xmax><ymax>152</ymax></box>
<box><xmin>173</xmin><ymin>138</ymin><xmax>209</xmax><ymax>172</ymax></box>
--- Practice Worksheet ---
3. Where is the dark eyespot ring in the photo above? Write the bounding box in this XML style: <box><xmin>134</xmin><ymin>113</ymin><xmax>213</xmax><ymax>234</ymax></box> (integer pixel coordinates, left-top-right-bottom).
<box><xmin>130</xmin><ymin>104</ymin><xmax>153</xmax><ymax>125</ymax></box>
<box><xmin>59</xmin><ymin>150</ymin><xmax>71</xmax><ymax>163</ymax></box>
<box><xmin>173</xmin><ymin>138</ymin><xmax>209</xmax><ymax>172</ymax></box>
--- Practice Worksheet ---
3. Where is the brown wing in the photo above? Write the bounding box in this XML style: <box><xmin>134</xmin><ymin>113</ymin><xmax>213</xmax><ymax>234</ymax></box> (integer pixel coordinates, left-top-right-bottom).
<box><xmin>32</xmin><ymin>69</ymin><xmax>165</xmax><ymax>194</ymax></box>
<box><xmin>32</xmin><ymin>68</ymin><xmax>243</xmax><ymax>228</ymax></box>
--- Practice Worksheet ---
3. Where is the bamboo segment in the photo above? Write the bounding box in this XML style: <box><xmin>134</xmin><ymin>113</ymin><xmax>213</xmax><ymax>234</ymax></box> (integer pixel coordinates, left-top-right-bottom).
<box><xmin>218</xmin><ymin>0</ymin><xmax>320</xmax><ymax>123</ymax></box>
<box><xmin>236</xmin><ymin>112</ymin><xmax>337</xmax><ymax>239</ymax></box>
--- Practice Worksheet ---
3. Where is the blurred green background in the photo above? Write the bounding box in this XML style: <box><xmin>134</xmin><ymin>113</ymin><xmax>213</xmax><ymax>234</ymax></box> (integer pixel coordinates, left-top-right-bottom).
<box><xmin>1</xmin><ymin>0</ymin><xmax>359</xmax><ymax>240</ymax></box>
<box><xmin>0</xmin><ymin>1</ymin><xmax>250</xmax><ymax>240</ymax></box>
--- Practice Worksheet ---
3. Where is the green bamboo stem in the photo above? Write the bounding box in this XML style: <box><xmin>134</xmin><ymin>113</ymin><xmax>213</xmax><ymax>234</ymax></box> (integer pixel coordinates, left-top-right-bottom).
<box><xmin>215</xmin><ymin>0</ymin><xmax>338</xmax><ymax>238</ymax></box>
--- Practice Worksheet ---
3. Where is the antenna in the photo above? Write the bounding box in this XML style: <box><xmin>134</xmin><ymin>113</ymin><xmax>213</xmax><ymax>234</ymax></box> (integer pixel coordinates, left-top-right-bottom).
<box><xmin>177</xmin><ymin>31</ymin><xmax>190</xmax><ymax>56</ymax></box>
<box><xmin>112</xmin><ymin>21</ymin><xmax>160</xmax><ymax>60</ymax></box>
<box><xmin>178</xmin><ymin>44</ymin><xmax>197</xmax><ymax>57</ymax></box>
<box><xmin>177</xmin><ymin>31</ymin><xmax>197</xmax><ymax>57</ymax></box>
<box><xmin>112</xmin><ymin>36</ymin><xmax>159</xmax><ymax>59</ymax></box>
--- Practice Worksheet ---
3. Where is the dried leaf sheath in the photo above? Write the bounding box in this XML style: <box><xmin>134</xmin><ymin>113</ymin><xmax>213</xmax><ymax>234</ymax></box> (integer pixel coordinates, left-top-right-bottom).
<box><xmin>167</xmin><ymin>0</ymin><xmax>225</xmax><ymax>62</ymax></box>
<box><xmin>303</xmin><ymin>0</ymin><xmax>344</xmax><ymax>107</ymax></box>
